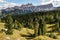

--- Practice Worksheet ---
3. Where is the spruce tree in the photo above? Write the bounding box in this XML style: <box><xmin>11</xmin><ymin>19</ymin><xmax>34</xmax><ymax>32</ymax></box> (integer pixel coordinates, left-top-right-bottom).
<box><xmin>34</xmin><ymin>18</ymin><xmax>39</xmax><ymax>37</ymax></box>
<box><xmin>42</xmin><ymin>16</ymin><xmax>46</xmax><ymax>35</ymax></box>
<box><xmin>17</xmin><ymin>23</ymin><xmax>22</xmax><ymax>31</ymax></box>
<box><xmin>38</xmin><ymin>17</ymin><xmax>42</xmax><ymax>35</ymax></box>
<box><xmin>56</xmin><ymin>13</ymin><xmax>59</xmax><ymax>32</ymax></box>
<box><xmin>5</xmin><ymin>14</ymin><xmax>14</xmax><ymax>34</ymax></box>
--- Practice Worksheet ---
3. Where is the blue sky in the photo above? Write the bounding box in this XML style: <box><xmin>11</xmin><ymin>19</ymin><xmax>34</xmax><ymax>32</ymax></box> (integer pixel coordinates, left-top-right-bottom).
<box><xmin>6</xmin><ymin>0</ymin><xmax>51</xmax><ymax>5</ymax></box>
<box><xmin>6</xmin><ymin>0</ymin><xmax>41</xmax><ymax>5</ymax></box>
<box><xmin>0</xmin><ymin>0</ymin><xmax>60</xmax><ymax>9</ymax></box>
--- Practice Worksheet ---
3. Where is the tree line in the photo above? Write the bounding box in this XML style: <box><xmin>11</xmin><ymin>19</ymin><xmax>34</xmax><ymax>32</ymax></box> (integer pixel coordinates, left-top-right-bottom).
<box><xmin>0</xmin><ymin>10</ymin><xmax>60</xmax><ymax>37</ymax></box>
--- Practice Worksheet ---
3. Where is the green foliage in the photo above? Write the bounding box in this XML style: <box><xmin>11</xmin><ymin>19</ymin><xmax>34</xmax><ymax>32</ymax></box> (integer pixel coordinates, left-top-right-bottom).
<box><xmin>5</xmin><ymin>29</ymin><xmax>13</xmax><ymax>35</ymax></box>
<box><xmin>4</xmin><ymin>14</ymin><xmax>23</xmax><ymax>35</ymax></box>
<box><xmin>14</xmin><ymin>20</ymin><xmax>22</xmax><ymax>31</ymax></box>
<box><xmin>4</xmin><ymin>14</ymin><xmax>14</xmax><ymax>35</ymax></box>
<box><xmin>2</xmin><ymin>10</ymin><xmax>60</xmax><ymax>37</ymax></box>
<box><xmin>42</xmin><ymin>16</ymin><xmax>46</xmax><ymax>35</ymax></box>
<box><xmin>48</xmin><ymin>33</ymin><xmax>57</xmax><ymax>39</ymax></box>
<box><xmin>34</xmin><ymin>18</ymin><xmax>39</xmax><ymax>37</ymax></box>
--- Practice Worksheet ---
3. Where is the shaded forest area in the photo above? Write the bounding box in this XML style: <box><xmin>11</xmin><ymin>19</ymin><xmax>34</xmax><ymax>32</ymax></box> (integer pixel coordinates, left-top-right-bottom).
<box><xmin>1</xmin><ymin>10</ymin><xmax>60</xmax><ymax>39</ymax></box>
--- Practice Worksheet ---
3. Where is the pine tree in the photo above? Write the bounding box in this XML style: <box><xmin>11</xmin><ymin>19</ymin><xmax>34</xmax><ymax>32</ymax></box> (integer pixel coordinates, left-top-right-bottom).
<box><xmin>34</xmin><ymin>18</ymin><xmax>39</xmax><ymax>37</ymax></box>
<box><xmin>56</xmin><ymin>13</ymin><xmax>59</xmax><ymax>31</ymax></box>
<box><xmin>17</xmin><ymin>23</ymin><xmax>22</xmax><ymax>31</ymax></box>
<box><xmin>42</xmin><ymin>16</ymin><xmax>46</xmax><ymax>35</ymax></box>
<box><xmin>5</xmin><ymin>14</ymin><xmax>14</xmax><ymax>34</ymax></box>
<box><xmin>38</xmin><ymin>17</ymin><xmax>42</xmax><ymax>35</ymax></box>
<box><xmin>14</xmin><ymin>20</ymin><xmax>18</xmax><ymax>29</ymax></box>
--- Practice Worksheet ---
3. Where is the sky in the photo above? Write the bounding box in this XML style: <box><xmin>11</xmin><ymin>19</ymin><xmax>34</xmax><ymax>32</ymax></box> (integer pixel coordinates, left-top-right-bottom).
<box><xmin>0</xmin><ymin>0</ymin><xmax>60</xmax><ymax>9</ymax></box>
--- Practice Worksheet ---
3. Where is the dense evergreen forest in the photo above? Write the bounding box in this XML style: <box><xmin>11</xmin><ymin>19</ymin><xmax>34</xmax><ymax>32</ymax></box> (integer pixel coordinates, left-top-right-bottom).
<box><xmin>0</xmin><ymin>10</ymin><xmax>60</xmax><ymax>39</ymax></box>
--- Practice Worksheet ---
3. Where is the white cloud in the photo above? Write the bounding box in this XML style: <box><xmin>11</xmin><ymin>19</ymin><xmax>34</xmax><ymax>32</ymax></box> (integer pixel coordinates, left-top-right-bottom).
<box><xmin>0</xmin><ymin>0</ymin><xmax>7</xmax><ymax>2</ymax></box>
<box><xmin>41</xmin><ymin>0</ymin><xmax>60</xmax><ymax>7</ymax></box>
<box><xmin>0</xmin><ymin>0</ymin><xmax>4</xmax><ymax>2</ymax></box>
<box><xmin>52</xmin><ymin>0</ymin><xmax>60</xmax><ymax>7</ymax></box>
<box><xmin>41</xmin><ymin>0</ymin><xmax>52</xmax><ymax>5</ymax></box>
<box><xmin>0</xmin><ymin>6</ymin><xmax>3</xmax><ymax>10</ymax></box>
<box><xmin>0</xmin><ymin>0</ymin><xmax>21</xmax><ymax>9</ymax></box>
<box><xmin>4</xmin><ymin>2</ymin><xmax>21</xmax><ymax>8</ymax></box>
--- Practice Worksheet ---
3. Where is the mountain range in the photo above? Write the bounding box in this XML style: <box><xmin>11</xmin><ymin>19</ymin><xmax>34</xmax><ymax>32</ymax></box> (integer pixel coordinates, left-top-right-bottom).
<box><xmin>1</xmin><ymin>3</ymin><xmax>60</xmax><ymax>15</ymax></box>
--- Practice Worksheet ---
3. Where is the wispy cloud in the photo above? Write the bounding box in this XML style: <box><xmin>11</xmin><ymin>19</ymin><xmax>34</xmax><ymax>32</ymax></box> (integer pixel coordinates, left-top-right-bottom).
<box><xmin>0</xmin><ymin>0</ymin><xmax>21</xmax><ymax>9</ymax></box>
<box><xmin>53</xmin><ymin>0</ymin><xmax>60</xmax><ymax>7</ymax></box>
<box><xmin>40</xmin><ymin>0</ymin><xmax>60</xmax><ymax>7</ymax></box>
<box><xmin>0</xmin><ymin>0</ymin><xmax>4</xmax><ymax>2</ymax></box>
<box><xmin>41</xmin><ymin>0</ymin><xmax>52</xmax><ymax>5</ymax></box>
<box><xmin>4</xmin><ymin>2</ymin><xmax>21</xmax><ymax>8</ymax></box>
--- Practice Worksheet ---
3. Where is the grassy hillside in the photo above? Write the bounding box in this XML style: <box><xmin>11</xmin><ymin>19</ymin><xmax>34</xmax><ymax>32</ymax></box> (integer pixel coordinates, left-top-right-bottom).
<box><xmin>0</xmin><ymin>10</ymin><xmax>60</xmax><ymax>40</ymax></box>
<box><xmin>0</xmin><ymin>23</ymin><xmax>60</xmax><ymax>40</ymax></box>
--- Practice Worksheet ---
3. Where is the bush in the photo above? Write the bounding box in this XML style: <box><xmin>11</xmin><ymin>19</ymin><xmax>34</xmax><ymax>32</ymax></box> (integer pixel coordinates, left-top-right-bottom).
<box><xmin>5</xmin><ymin>29</ymin><xmax>13</xmax><ymax>35</ymax></box>
<box><xmin>48</xmin><ymin>33</ymin><xmax>57</xmax><ymax>39</ymax></box>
